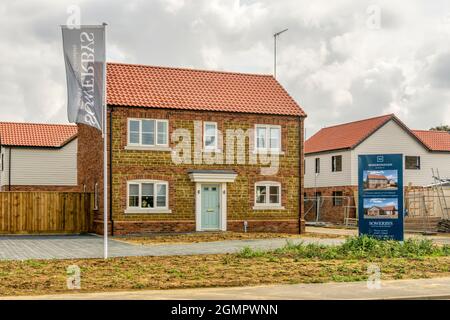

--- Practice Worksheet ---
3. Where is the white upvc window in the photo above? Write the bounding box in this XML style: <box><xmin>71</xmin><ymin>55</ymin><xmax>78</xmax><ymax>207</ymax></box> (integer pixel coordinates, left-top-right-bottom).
<box><xmin>255</xmin><ymin>124</ymin><xmax>281</xmax><ymax>152</ymax></box>
<box><xmin>254</xmin><ymin>181</ymin><xmax>283</xmax><ymax>209</ymax></box>
<box><xmin>127</xmin><ymin>180</ymin><xmax>169</xmax><ymax>212</ymax></box>
<box><xmin>203</xmin><ymin>122</ymin><xmax>218</xmax><ymax>150</ymax></box>
<box><xmin>128</xmin><ymin>118</ymin><xmax>169</xmax><ymax>147</ymax></box>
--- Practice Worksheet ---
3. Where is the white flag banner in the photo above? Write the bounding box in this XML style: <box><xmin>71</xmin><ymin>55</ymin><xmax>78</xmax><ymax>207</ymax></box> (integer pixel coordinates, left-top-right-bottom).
<box><xmin>61</xmin><ymin>25</ymin><xmax>105</xmax><ymax>131</ymax></box>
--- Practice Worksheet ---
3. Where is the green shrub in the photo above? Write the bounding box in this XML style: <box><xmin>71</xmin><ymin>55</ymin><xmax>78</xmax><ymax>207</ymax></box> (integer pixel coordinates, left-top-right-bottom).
<box><xmin>237</xmin><ymin>246</ymin><xmax>267</xmax><ymax>258</ymax></box>
<box><xmin>238</xmin><ymin>236</ymin><xmax>449</xmax><ymax>260</ymax></box>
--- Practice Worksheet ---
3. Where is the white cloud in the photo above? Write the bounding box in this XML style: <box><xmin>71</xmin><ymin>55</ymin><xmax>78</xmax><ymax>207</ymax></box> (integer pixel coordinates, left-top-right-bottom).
<box><xmin>161</xmin><ymin>0</ymin><xmax>186</xmax><ymax>14</ymax></box>
<box><xmin>0</xmin><ymin>0</ymin><xmax>449</xmax><ymax>133</ymax></box>
<box><xmin>201</xmin><ymin>46</ymin><xmax>222</xmax><ymax>69</ymax></box>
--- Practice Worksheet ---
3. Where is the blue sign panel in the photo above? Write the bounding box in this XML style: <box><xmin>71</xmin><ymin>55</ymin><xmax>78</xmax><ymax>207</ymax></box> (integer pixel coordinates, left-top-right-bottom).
<box><xmin>358</xmin><ymin>154</ymin><xmax>404</xmax><ymax>241</ymax></box>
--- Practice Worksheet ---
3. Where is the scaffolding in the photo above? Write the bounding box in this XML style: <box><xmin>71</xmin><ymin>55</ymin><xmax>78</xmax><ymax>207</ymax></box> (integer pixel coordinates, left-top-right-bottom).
<box><xmin>431</xmin><ymin>168</ymin><xmax>450</xmax><ymax>220</ymax></box>
<box><xmin>304</xmin><ymin>195</ymin><xmax>356</xmax><ymax>227</ymax></box>
<box><xmin>304</xmin><ymin>169</ymin><xmax>449</xmax><ymax>233</ymax></box>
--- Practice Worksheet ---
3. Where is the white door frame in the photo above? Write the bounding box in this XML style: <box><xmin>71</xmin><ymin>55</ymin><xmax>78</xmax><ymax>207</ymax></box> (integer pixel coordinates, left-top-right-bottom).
<box><xmin>189</xmin><ymin>171</ymin><xmax>237</xmax><ymax>232</ymax></box>
<box><xmin>195</xmin><ymin>182</ymin><xmax>227</xmax><ymax>231</ymax></box>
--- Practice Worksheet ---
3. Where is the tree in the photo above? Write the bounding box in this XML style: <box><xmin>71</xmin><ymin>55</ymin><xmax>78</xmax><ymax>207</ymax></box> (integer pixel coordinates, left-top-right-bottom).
<box><xmin>430</xmin><ymin>125</ymin><xmax>450</xmax><ymax>132</ymax></box>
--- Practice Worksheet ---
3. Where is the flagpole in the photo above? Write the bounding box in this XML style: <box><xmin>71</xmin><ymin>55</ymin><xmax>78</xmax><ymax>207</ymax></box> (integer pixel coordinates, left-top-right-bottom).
<box><xmin>102</xmin><ymin>22</ymin><xmax>108</xmax><ymax>259</ymax></box>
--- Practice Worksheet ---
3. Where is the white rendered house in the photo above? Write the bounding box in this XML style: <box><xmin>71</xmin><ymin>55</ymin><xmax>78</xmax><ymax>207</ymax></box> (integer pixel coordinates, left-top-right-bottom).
<box><xmin>304</xmin><ymin>114</ymin><xmax>450</xmax><ymax>223</ymax></box>
<box><xmin>0</xmin><ymin>122</ymin><xmax>78</xmax><ymax>191</ymax></box>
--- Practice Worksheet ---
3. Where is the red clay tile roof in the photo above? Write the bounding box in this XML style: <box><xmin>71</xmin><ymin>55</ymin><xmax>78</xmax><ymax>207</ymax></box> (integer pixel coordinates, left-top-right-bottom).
<box><xmin>367</xmin><ymin>174</ymin><xmax>388</xmax><ymax>180</ymax></box>
<box><xmin>412</xmin><ymin>130</ymin><xmax>450</xmax><ymax>152</ymax></box>
<box><xmin>106</xmin><ymin>62</ymin><xmax>306</xmax><ymax>117</ymax></box>
<box><xmin>305</xmin><ymin>114</ymin><xmax>394</xmax><ymax>154</ymax></box>
<box><xmin>305</xmin><ymin>114</ymin><xmax>450</xmax><ymax>154</ymax></box>
<box><xmin>0</xmin><ymin>122</ymin><xmax>77</xmax><ymax>147</ymax></box>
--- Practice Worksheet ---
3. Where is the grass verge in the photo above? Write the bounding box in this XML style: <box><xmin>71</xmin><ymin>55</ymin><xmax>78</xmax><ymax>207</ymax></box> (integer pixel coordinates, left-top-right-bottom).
<box><xmin>238</xmin><ymin>236</ymin><xmax>450</xmax><ymax>260</ymax></box>
<box><xmin>0</xmin><ymin>236</ymin><xmax>448</xmax><ymax>297</ymax></box>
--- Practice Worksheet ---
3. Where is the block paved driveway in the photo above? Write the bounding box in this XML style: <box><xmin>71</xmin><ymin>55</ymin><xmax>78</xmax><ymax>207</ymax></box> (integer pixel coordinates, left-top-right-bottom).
<box><xmin>0</xmin><ymin>234</ymin><xmax>344</xmax><ymax>260</ymax></box>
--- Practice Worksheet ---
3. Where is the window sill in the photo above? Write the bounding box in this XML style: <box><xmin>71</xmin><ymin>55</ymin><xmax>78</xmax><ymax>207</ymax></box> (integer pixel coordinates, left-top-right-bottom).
<box><xmin>252</xmin><ymin>150</ymin><xmax>285</xmax><ymax>155</ymax></box>
<box><xmin>202</xmin><ymin>148</ymin><xmax>222</xmax><ymax>153</ymax></box>
<box><xmin>252</xmin><ymin>205</ymin><xmax>285</xmax><ymax>210</ymax></box>
<box><xmin>125</xmin><ymin>208</ymin><xmax>172</xmax><ymax>214</ymax></box>
<box><xmin>125</xmin><ymin>145</ymin><xmax>171</xmax><ymax>151</ymax></box>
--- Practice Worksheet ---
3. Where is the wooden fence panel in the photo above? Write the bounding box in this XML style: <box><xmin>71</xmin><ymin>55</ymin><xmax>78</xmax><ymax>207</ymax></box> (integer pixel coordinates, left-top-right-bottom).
<box><xmin>0</xmin><ymin>193</ymin><xmax>10</xmax><ymax>232</ymax></box>
<box><xmin>0</xmin><ymin>192</ymin><xmax>93</xmax><ymax>234</ymax></box>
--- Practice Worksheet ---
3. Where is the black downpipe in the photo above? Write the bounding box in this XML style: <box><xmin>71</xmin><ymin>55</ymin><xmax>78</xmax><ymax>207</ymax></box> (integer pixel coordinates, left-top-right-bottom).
<box><xmin>298</xmin><ymin>117</ymin><xmax>303</xmax><ymax>234</ymax></box>
<box><xmin>8</xmin><ymin>147</ymin><xmax>11</xmax><ymax>191</ymax></box>
<box><xmin>109</xmin><ymin>106</ymin><xmax>114</xmax><ymax>236</ymax></box>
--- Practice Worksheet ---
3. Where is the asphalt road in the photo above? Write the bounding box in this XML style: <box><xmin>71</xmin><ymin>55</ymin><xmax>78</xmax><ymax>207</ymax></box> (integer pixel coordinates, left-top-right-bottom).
<box><xmin>3</xmin><ymin>277</ymin><xmax>449</xmax><ymax>300</ymax></box>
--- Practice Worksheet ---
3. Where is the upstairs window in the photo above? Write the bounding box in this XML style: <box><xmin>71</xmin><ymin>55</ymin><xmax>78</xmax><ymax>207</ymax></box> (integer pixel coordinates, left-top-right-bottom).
<box><xmin>332</xmin><ymin>155</ymin><xmax>342</xmax><ymax>172</ymax></box>
<box><xmin>315</xmin><ymin>158</ymin><xmax>320</xmax><ymax>174</ymax></box>
<box><xmin>405</xmin><ymin>156</ymin><xmax>421</xmax><ymax>170</ymax></box>
<box><xmin>255</xmin><ymin>125</ymin><xmax>281</xmax><ymax>152</ymax></box>
<box><xmin>128</xmin><ymin>118</ymin><xmax>168</xmax><ymax>147</ymax></box>
<box><xmin>203</xmin><ymin>122</ymin><xmax>218</xmax><ymax>150</ymax></box>
<box><xmin>127</xmin><ymin>180</ymin><xmax>168</xmax><ymax>210</ymax></box>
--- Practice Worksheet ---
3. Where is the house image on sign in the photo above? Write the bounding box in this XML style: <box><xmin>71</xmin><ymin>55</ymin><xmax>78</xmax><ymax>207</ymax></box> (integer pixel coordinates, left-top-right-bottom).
<box><xmin>304</xmin><ymin>113</ymin><xmax>450</xmax><ymax>223</ymax></box>
<box><xmin>366</xmin><ymin>205</ymin><xmax>397</xmax><ymax>217</ymax></box>
<box><xmin>77</xmin><ymin>62</ymin><xmax>307</xmax><ymax>235</ymax></box>
<box><xmin>366</xmin><ymin>174</ymin><xmax>389</xmax><ymax>189</ymax></box>
<box><xmin>0</xmin><ymin>122</ymin><xmax>78</xmax><ymax>191</ymax></box>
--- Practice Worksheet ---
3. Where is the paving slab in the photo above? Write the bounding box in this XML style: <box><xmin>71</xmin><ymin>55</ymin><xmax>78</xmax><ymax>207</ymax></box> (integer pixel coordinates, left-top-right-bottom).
<box><xmin>1</xmin><ymin>229</ymin><xmax>447</xmax><ymax>260</ymax></box>
<box><xmin>3</xmin><ymin>277</ymin><xmax>449</xmax><ymax>300</ymax></box>
<box><xmin>0</xmin><ymin>234</ymin><xmax>343</xmax><ymax>260</ymax></box>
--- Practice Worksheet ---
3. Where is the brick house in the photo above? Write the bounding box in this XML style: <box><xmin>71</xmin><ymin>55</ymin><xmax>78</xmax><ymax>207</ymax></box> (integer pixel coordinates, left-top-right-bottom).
<box><xmin>78</xmin><ymin>63</ymin><xmax>307</xmax><ymax>235</ymax></box>
<box><xmin>0</xmin><ymin>122</ymin><xmax>78</xmax><ymax>191</ymax></box>
<box><xmin>366</xmin><ymin>174</ymin><xmax>389</xmax><ymax>189</ymax></box>
<box><xmin>304</xmin><ymin>114</ymin><xmax>450</xmax><ymax>223</ymax></box>
<box><xmin>366</xmin><ymin>205</ymin><xmax>397</xmax><ymax>217</ymax></box>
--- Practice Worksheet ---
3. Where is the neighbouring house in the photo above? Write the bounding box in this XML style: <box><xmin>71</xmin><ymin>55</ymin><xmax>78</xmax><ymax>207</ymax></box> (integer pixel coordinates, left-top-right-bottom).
<box><xmin>381</xmin><ymin>205</ymin><xmax>397</xmax><ymax>215</ymax></box>
<box><xmin>0</xmin><ymin>122</ymin><xmax>78</xmax><ymax>191</ymax></box>
<box><xmin>366</xmin><ymin>174</ymin><xmax>389</xmax><ymax>189</ymax></box>
<box><xmin>304</xmin><ymin>114</ymin><xmax>450</xmax><ymax>223</ymax></box>
<box><xmin>366</xmin><ymin>205</ymin><xmax>397</xmax><ymax>217</ymax></box>
<box><xmin>388</xmin><ymin>179</ymin><xmax>397</xmax><ymax>187</ymax></box>
<box><xmin>77</xmin><ymin>62</ymin><xmax>307</xmax><ymax>235</ymax></box>
<box><xmin>367</xmin><ymin>206</ymin><xmax>381</xmax><ymax>216</ymax></box>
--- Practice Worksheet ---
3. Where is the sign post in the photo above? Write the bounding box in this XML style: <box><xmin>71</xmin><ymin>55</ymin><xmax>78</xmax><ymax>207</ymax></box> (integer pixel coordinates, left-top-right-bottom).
<box><xmin>358</xmin><ymin>154</ymin><xmax>404</xmax><ymax>241</ymax></box>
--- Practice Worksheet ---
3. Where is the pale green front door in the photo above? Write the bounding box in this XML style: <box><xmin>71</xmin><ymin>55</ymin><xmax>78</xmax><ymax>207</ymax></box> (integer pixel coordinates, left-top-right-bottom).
<box><xmin>201</xmin><ymin>184</ymin><xmax>220</xmax><ymax>230</ymax></box>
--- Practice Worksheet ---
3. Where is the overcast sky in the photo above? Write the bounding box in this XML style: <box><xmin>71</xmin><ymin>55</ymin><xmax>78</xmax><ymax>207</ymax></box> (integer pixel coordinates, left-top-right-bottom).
<box><xmin>1</xmin><ymin>0</ymin><xmax>449</xmax><ymax>137</ymax></box>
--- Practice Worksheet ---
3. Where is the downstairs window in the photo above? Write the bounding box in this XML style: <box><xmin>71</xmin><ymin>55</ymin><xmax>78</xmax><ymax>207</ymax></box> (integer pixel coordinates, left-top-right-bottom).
<box><xmin>127</xmin><ymin>181</ymin><xmax>168</xmax><ymax>210</ymax></box>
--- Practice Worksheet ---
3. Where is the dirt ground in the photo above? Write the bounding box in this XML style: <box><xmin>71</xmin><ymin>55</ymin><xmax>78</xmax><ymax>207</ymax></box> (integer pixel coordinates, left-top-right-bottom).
<box><xmin>0</xmin><ymin>253</ymin><xmax>448</xmax><ymax>297</ymax></box>
<box><xmin>116</xmin><ymin>231</ymin><xmax>346</xmax><ymax>245</ymax></box>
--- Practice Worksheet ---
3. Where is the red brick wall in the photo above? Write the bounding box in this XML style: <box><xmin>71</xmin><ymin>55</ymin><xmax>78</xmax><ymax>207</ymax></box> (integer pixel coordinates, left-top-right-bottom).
<box><xmin>304</xmin><ymin>186</ymin><xmax>357</xmax><ymax>223</ymax></box>
<box><xmin>299</xmin><ymin>117</ymin><xmax>305</xmax><ymax>233</ymax></box>
<box><xmin>77</xmin><ymin>123</ymin><xmax>105</xmax><ymax>232</ymax></box>
<box><xmin>78</xmin><ymin>106</ymin><xmax>305</xmax><ymax>234</ymax></box>
<box><xmin>108</xmin><ymin>219</ymin><xmax>302</xmax><ymax>235</ymax></box>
